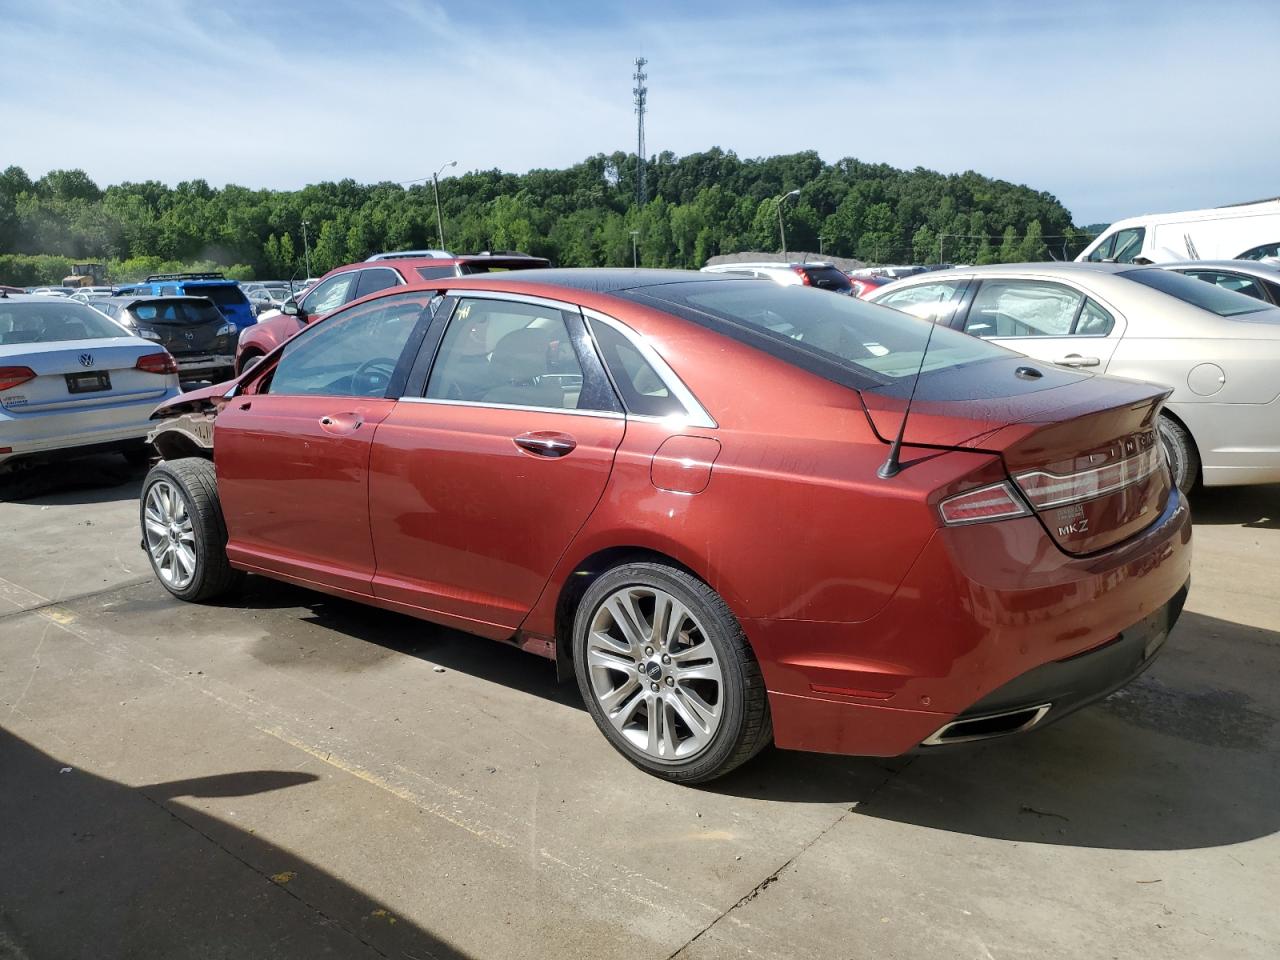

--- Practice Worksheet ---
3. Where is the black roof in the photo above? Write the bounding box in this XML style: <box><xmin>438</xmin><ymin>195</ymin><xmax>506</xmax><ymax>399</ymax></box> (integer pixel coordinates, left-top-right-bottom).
<box><xmin>463</xmin><ymin>268</ymin><xmax>753</xmax><ymax>294</ymax></box>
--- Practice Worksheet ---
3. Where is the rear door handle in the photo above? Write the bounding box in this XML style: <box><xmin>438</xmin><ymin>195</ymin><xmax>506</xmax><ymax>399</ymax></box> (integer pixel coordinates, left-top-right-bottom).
<box><xmin>1055</xmin><ymin>354</ymin><xmax>1100</xmax><ymax>368</ymax></box>
<box><xmin>513</xmin><ymin>431</ymin><xmax>577</xmax><ymax>458</ymax></box>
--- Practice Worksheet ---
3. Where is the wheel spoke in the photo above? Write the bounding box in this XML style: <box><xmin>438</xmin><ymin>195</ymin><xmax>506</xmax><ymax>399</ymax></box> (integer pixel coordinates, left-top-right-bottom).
<box><xmin>605</xmin><ymin>592</ymin><xmax>647</xmax><ymax>652</ymax></box>
<box><xmin>672</xmin><ymin>662</ymin><xmax>722</xmax><ymax>685</ymax></box>
<box><xmin>586</xmin><ymin>644</ymin><xmax>636</xmax><ymax>674</ymax></box>
<box><xmin>670</xmin><ymin>640</ymin><xmax>713</xmax><ymax>664</ymax></box>
<box><xmin>605</xmin><ymin>687</ymin><xmax>646</xmax><ymax>733</ymax></box>
<box><xmin>588</xmin><ymin>626</ymin><xmax>631</xmax><ymax>658</ymax></box>
<box><xmin>174</xmin><ymin>543</ymin><xmax>196</xmax><ymax>578</ymax></box>
<box><xmin>659</xmin><ymin>698</ymin><xmax>680</xmax><ymax>757</ymax></box>
<box><xmin>645</xmin><ymin>696</ymin><xmax>662</xmax><ymax>755</ymax></box>
<box><xmin>598</xmin><ymin>676</ymin><xmax>641</xmax><ymax>715</ymax></box>
<box><xmin>673</xmin><ymin>685</ymin><xmax>720</xmax><ymax>731</ymax></box>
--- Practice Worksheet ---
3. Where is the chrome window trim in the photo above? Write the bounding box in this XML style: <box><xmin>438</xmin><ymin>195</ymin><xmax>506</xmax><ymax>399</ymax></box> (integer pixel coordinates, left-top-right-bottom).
<box><xmin>396</xmin><ymin>396</ymin><xmax>625</xmax><ymax>420</ymax></box>
<box><xmin>443</xmin><ymin>288</ymin><xmax>583</xmax><ymax>313</ymax></box>
<box><xmin>581</xmin><ymin>308</ymin><xmax>718</xmax><ymax>429</ymax></box>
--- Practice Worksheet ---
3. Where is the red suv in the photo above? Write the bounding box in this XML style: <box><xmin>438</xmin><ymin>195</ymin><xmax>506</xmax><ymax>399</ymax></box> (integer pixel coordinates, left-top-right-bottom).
<box><xmin>234</xmin><ymin>251</ymin><xmax>549</xmax><ymax>373</ymax></box>
<box><xmin>143</xmin><ymin>269</ymin><xmax>1191</xmax><ymax>784</ymax></box>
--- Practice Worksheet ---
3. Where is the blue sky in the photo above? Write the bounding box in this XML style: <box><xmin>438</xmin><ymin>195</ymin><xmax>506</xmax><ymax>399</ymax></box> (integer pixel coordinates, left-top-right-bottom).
<box><xmin>2</xmin><ymin>0</ymin><xmax>1276</xmax><ymax>225</ymax></box>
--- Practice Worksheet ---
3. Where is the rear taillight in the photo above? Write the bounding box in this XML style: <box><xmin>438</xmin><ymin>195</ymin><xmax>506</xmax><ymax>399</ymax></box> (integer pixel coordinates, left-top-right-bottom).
<box><xmin>1013</xmin><ymin>444</ymin><xmax>1163</xmax><ymax>510</ymax></box>
<box><xmin>938</xmin><ymin>482</ymin><xmax>1031</xmax><ymax>526</ymax></box>
<box><xmin>135</xmin><ymin>352</ymin><xmax>178</xmax><ymax>375</ymax></box>
<box><xmin>791</xmin><ymin>266</ymin><xmax>812</xmax><ymax>285</ymax></box>
<box><xmin>0</xmin><ymin>366</ymin><xmax>36</xmax><ymax>391</ymax></box>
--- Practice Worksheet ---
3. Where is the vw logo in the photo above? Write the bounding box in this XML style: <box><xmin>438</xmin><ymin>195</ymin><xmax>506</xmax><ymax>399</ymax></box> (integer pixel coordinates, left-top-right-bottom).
<box><xmin>183</xmin><ymin>331</ymin><xmax>195</xmax><ymax>341</ymax></box>
<box><xmin>79</xmin><ymin>354</ymin><xmax>94</xmax><ymax>367</ymax></box>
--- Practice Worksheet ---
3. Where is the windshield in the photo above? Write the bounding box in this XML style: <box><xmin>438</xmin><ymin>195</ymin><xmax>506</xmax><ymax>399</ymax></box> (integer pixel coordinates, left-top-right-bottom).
<box><xmin>634</xmin><ymin>280</ymin><xmax>1013</xmax><ymax>385</ymax></box>
<box><xmin>189</xmin><ymin>284</ymin><xmax>249</xmax><ymax>308</ymax></box>
<box><xmin>129</xmin><ymin>299</ymin><xmax>224</xmax><ymax>325</ymax></box>
<box><xmin>1122</xmin><ymin>268</ymin><xmax>1268</xmax><ymax>317</ymax></box>
<box><xmin>0</xmin><ymin>301</ymin><xmax>130</xmax><ymax>344</ymax></box>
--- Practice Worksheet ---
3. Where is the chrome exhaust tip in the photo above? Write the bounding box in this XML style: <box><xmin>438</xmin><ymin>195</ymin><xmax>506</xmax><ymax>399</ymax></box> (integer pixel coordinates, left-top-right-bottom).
<box><xmin>922</xmin><ymin>703</ymin><xmax>1053</xmax><ymax>746</ymax></box>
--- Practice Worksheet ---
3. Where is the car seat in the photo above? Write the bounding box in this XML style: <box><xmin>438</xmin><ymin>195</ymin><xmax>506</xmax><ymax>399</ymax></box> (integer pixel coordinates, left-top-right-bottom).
<box><xmin>481</xmin><ymin>328</ymin><xmax>566</xmax><ymax>408</ymax></box>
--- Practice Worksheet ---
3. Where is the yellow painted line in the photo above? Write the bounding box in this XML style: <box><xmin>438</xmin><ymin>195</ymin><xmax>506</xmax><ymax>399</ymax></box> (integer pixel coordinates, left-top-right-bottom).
<box><xmin>256</xmin><ymin>725</ymin><xmax>518</xmax><ymax>849</ymax></box>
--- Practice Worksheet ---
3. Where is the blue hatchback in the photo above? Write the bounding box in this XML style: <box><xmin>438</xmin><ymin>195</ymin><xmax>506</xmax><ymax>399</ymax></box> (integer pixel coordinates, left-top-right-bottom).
<box><xmin>115</xmin><ymin>273</ymin><xmax>256</xmax><ymax>331</ymax></box>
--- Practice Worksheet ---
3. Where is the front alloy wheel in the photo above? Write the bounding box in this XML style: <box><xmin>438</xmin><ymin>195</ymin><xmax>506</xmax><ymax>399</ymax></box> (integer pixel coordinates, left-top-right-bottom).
<box><xmin>143</xmin><ymin>480</ymin><xmax>196</xmax><ymax>590</ymax></box>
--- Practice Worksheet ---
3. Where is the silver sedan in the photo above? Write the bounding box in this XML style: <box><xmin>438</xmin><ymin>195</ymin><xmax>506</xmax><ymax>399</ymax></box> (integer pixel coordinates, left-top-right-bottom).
<box><xmin>867</xmin><ymin>262</ymin><xmax>1280</xmax><ymax>491</ymax></box>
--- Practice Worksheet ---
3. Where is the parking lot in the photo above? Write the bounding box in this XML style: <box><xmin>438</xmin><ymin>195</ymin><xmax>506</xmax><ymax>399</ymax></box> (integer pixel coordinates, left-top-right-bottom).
<box><xmin>0</xmin><ymin>460</ymin><xmax>1277</xmax><ymax>960</ymax></box>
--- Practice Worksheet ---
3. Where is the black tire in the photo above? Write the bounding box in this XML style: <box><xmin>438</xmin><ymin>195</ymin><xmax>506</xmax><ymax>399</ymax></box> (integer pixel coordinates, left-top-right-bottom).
<box><xmin>140</xmin><ymin>458</ymin><xmax>242</xmax><ymax>603</ymax></box>
<box><xmin>236</xmin><ymin>350</ymin><xmax>262</xmax><ymax>376</ymax></box>
<box><xmin>572</xmin><ymin>562</ymin><xmax>772</xmax><ymax>784</ymax></box>
<box><xmin>1159</xmin><ymin>414</ymin><xmax>1199</xmax><ymax>494</ymax></box>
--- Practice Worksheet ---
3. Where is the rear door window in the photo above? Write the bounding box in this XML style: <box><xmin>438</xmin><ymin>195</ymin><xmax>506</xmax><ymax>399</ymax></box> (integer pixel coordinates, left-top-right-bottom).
<box><xmin>875</xmin><ymin>280</ymin><xmax>969</xmax><ymax>324</ymax></box>
<box><xmin>355</xmin><ymin>268</ymin><xmax>401</xmax><ymax>299</ymax></box>
<box><xmin>425</xmin><ymin>298</ymin><xmax>600</xmax><ymax>411</ymax></box>
<box><xmin>964</xmin><ymin>280</ymin><xmax>1085</xmax><ymax>338</ymax></box>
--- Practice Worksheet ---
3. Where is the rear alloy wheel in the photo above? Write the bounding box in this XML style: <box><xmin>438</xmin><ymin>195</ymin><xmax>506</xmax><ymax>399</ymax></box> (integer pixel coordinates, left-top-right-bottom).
<box><xmin>1158</xmin><ymin>414</ymin><xmax>1199</xmax><ymax>494</ymax></box>
<box><xmin>573</xmin><ymin>562</ymin><xmax>771</xmax><ymax>783</ymax></box>
<box><xmin>140</xmin><ymin>458</ymin><xmax>241</xmax><ymax>603</ymax></box>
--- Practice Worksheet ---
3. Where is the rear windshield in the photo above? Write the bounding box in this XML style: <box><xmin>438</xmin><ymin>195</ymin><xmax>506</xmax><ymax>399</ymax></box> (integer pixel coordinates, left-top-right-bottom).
<box><xmin>800</xmin><ymin>265</ymin><xmax>854</xmax><ymax>293</ymax></box>
<box><xmin>1122</xmin><ymin>268</ymin><xmax>1268</xmax><ymax>318</ymax></box>
<box><xmin>129</xmin><ymin>299</ymin><xmax>223</xmax><ymax>325</ymax></box>
<box><xmin>0</xmin><ymin>301</ymin><xmax>129</xmax><ymax>344</ymax></box>
<box><xmin>632</xmin><ymin>280</ymin><xmax>1012</xmax><ymax>386</ymax></box>
<box><xmin>188</xmin><ymin>283</ymin><xmax>249</xmax><ymax>308</ymax></box>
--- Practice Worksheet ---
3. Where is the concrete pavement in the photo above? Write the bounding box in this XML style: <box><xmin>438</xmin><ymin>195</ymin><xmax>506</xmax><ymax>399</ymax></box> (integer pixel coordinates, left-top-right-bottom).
<box><xmin>1</xmin><ymin>459</ymin><xmax>1276</xmax><ymax>959</ymax></box>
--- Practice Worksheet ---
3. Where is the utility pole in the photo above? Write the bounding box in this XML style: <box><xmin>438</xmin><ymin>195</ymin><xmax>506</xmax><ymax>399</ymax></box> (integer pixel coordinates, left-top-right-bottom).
<box><xmin>938</xmin><ymin>233</ymin><xmax>945</xmax><ymax>267</ymax></box>
<box><xmin>776</xmin><ymin>190</ymin><xmax>800</xmax><ymax>260</ymax></box>
<box><xmin>633</xmin><ymin>57</ymin><xmax>648</xmax><ymax>206</ymax></box>
<box><xmin>432</xmin><ymin>160</ymin><xmax>457</xmax><ymax>249</ymax></box>
<box><xmin>819</xmin><ymin>236</ymin><xmax>829</xmax><ymax>256</ymax></box>
<box><xmin>301</xmin><ymin>220</ymin><xmax>312</xmax><ymax>279</ymax></box>
<box><xmin>630</xmin><ymin>229</ymin><xmax>640</xmax><ymax>268</ymax></box>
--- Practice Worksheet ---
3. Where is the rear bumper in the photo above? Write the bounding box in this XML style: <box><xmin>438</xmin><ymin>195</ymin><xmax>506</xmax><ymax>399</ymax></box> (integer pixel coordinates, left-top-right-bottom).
<box><xmin>747</xmin><ymin>487</ymin><xmax>1193</xmax><ymax>757</ymax></box>
<box><xmin>0</xmin><ymin>388</ymin><xmax>179</xmax><ymax>467</ymax></box>
<box><xmin>173</xmin><ymin>354</ymin><xmax>236</xmax><ymax>378</ymax></box>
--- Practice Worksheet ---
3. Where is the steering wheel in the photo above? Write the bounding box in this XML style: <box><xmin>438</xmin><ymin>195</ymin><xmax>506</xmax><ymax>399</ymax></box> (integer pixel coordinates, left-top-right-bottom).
<box><xmin>351</xmin><ymin>356</ymin><xmax>398</xmax><ymax>396</ymax></box>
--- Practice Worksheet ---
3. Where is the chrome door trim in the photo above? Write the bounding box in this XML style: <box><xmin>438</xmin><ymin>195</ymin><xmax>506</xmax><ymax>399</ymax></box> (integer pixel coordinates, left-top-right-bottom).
<box><xmin>396</xmin><ymin>396</ymin><xmax>626</xmax><ymax>420</ymax></box>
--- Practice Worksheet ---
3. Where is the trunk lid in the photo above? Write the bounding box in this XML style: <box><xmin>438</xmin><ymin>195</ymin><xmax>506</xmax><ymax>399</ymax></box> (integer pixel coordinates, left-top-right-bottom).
<box><xmin>1</xmin><ymin>340</ymin><xmax>174</xmax><ymax>413</ymax></box>
<box><xmin>127</xmin><ymin>299</ymin><xmax>232</xmax><ymax>357</ymax></box>
<box><xmin>861</xmin><ymin>356</ymin><xmax>1172</xmax><ymax>555</ymax></box>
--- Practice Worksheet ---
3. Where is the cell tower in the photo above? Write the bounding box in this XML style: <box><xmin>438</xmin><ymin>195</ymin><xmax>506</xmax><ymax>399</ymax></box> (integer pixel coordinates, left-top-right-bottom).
<box><xmin>633</xmin><ymin>57</ymin><xmax>648</xmax><ymax>205</ymax></box>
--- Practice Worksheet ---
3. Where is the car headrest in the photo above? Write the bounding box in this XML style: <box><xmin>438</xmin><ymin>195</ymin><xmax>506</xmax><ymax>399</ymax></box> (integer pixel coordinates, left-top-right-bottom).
<box><xmin>489</xmin><ymin>327</ymin><xmax>554</xmax><ymax>384</ymax></box>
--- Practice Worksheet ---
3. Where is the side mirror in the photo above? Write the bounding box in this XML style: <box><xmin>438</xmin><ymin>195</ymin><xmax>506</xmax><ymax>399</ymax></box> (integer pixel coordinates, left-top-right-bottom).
<box><xmin>282</xmin><ymin>299</ymin><xmax>301</xmax><ymax>317</ymax></box>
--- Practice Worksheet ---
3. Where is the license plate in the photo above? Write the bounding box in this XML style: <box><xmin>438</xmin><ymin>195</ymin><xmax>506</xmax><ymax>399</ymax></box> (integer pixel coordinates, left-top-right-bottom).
<box><xmin>66</xmin><ymin>371</ymin><xmax>111</xmax><ymax>394</ymax></box>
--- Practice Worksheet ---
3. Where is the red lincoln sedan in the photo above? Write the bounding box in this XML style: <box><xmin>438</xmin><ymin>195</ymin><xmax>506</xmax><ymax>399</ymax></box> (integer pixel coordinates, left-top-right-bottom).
<box><xmin>141</xmin><ymin>269</ymin><xmax>1191</xmax><ymax>783</ymax></box>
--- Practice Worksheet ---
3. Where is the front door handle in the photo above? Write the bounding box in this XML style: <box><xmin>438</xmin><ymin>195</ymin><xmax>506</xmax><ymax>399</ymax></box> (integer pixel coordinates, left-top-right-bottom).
<box><xmin>513</xmin><ymin>431</ymin><xmax>577</xmax><ymax>458</ymax></box>
<box><xmin>319</xmin><ymin>413</ymin><xmax>364</xmax><ymax>434</ymax></box>
<box><xmin>1056</xmin><ymin>354</ymin><xmax>1100</xmax><ymax>368</ymax></box>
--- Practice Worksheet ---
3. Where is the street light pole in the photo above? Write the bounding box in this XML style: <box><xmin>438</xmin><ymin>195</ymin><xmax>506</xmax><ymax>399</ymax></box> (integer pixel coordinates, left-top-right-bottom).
<box><xmin>301</xmin><ymin>220</ymin><xmax>312</xmax><ymax>279</ymax></box>
<box><xmin>432</xmin><ymin>160</ymin><xmax>457</xmax><ymax>249</ymax></box>
<box><xmin>776</xmin><ymin>189</ymin><xmax>800</xmax><ymax>260</ymax></box>
<box><xmin>629</xmin><ymin>230</ymin><xmax>639</xmax><ymax>268</ymax></box>
<box><xmin>819</xmin><ymin>236</ymin><xmax>829</xmax><ymax>256</ymax></box>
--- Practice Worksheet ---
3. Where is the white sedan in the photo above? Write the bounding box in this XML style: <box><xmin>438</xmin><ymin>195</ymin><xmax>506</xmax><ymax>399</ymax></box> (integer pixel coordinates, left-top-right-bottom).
<box><xmin>867</xmin><ymin>262</ymin><xmax>1280</xmax><ymax>491</ymax></box>
<box><xmin>0</xmin><ymin>294</ymin><xmax>181</xmax><ymax>472</ymax></box>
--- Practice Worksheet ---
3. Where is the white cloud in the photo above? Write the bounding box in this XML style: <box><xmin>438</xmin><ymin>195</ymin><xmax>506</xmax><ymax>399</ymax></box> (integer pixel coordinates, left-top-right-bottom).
<box><xmin>2</xmin><ymin>0</ymin><xmax>1276</xmax><ymax>224</ymax></box>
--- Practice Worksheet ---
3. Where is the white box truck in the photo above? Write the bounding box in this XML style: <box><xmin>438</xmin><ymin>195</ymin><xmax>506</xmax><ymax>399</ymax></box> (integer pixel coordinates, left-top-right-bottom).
<box><xmin>1076</xmin><ymin>198</ymin><xmax>1280</xmax><ymax>264</ymax></box>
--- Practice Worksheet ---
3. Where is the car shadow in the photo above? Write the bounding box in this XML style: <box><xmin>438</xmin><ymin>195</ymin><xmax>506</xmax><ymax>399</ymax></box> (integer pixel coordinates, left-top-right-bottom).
<box><xmin>0</xmin><ymin>453</ymin><xmax>147</xmax><ymax>504</ymax></box>
<box><xmin>236</xmin><ymin>576</ymin><xmax>581</xmax><ymax>709</ymax></box>
<box><xmin>1189</xmin><ymin>483</ymin><xmax>1279</xmax><ymax>529</ymax></box>
<box><xmin>710</xmin><ymin>609</ymin><xmax>1280</xmax><ymax>851</ymax></box>
<box><xmin>0</xmin><ymin>727</ymin><xmax>470</xmax><ymax>958</ymax></box>
<box><xmin>235</xmin><ymin>580</ymin><xmax>1280</xmax><ymax>852</ymax></box>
